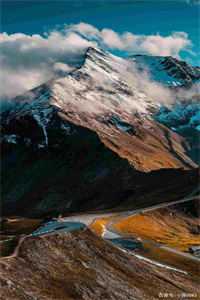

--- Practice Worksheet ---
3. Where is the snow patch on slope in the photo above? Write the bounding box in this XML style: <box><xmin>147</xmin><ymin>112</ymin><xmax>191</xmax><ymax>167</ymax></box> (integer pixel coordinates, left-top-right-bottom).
<box><xmin>2</xmin><ymin>47</ymin><xmax>199</xmax><ymax>150</ymax></box>
<box><xmin>50</xmin><ymin>47</ymin><xmax>159</xmax><ymax>117</ymax></box>
<box><xmin>156</xmin><ymin>103</ymin><xmax>200</xmax><ymax>132</ymax></box>
<box><xmin>131</xmin><ymin>55</ymin><xmax>200</xmax><ymax>87</ymax></box>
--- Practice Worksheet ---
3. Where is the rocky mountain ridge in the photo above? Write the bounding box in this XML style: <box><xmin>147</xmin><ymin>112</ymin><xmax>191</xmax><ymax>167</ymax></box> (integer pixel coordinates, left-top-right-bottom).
<box><xmin>1</xmin><ymin>47</ymin><xmax>199</xmax><ymax>217</ymax></box>
<box><xmin>132</xmin><ymin>54</ymin><xmax>200</xmax><ymax>86</ymax></box>
<box><xmin>1</xmin><ymin>47</ymin><xmax>196</xmax><ymax>171</ymax></box>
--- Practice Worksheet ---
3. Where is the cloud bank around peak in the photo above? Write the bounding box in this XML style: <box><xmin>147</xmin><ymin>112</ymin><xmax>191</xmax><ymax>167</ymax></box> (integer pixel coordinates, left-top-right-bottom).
<box><xmin>68</xmin><ymin>23</ymin><xmax>191</xmax><ymax>57</ymax></box>
<box><xmin>0</xmin><ymin>22</ymin><xmax>192</xmax><ymax>99</ymax></box>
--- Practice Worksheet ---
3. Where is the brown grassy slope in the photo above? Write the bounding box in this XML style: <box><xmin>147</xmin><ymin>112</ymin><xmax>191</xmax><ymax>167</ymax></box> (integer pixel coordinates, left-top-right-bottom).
<box><xmin>0</xmin><ymin>218</ymin><xmax>42</xmax><ymax>257</ymax></box>
<box><xmin>59</xmin><ymin>109</ymin><xmax>196</xmax><ymax>172</ymax></box>
<box><xmin>1</xmin><ymin>217</ymin><xmax>42</xmax><ymax>235</ymax></box>
<box><xmin>0</xmin><ymin>229</ymin><xmax>200</xmax><ymax>300</ymax></box>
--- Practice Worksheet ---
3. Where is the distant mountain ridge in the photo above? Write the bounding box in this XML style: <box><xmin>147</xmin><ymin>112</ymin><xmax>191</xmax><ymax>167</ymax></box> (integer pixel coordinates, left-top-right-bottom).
<box><xmin>131</xmin><ymin>54</ymin><xmax>200</xmax><ymax>87</ymax></box>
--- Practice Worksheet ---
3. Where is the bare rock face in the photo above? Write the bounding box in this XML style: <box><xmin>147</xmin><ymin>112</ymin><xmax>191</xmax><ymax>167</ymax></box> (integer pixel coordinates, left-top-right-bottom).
<box><xmin>0</xmin><ymin>229</ymin><xmax>199</xmax><ymax>300</ymax></box>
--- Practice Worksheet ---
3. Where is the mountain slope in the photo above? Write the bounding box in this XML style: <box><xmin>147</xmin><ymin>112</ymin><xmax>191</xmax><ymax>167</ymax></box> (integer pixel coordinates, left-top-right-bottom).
<box><xmin>1</xmin><ymin>229</ymin><xmax>199</xmax><ymax>300</ymax></box>
<box><xmin>1</xmin><ymin>47</ymin><xmax>198</xmax><ymax>217</ymax></box>
<box><xmin>1</xmin><ymin>47</ymin><xmax>196</xmax><ymax>171</ymax></box>
<box><xmin>2</xmin><ymin>123</ymin><xmax>198</xmax><ymax>217</ymax></box>
<box><xmin>130</xmin><ymin>53</ymin><xmax>200</xmax><ymax>163</ymax></box>
<box><xmin>155</xmin><ymin>102</ymin><xmax>200</xmax><ymax>164</ymax></box>
<box><xmin>131</xmin><ymin>55</ymin><xmax>200</xmax><ymax>87</ymax></box>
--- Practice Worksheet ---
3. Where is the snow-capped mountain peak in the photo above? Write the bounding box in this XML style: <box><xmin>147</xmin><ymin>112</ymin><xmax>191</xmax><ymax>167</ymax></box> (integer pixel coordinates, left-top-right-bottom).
<box><xmin>2</xmin><ymin>47</ymin><xmax>160</xmax><ymax>149</ymax></box>
<box><xmin>50</xmin><ymin>47</ymin><xmax>158</xmax><ymax>117</ymax></box>
<box><xmin>1</xmin><ymin>47</ymin><xmax>197</xmax><ymax>172</ymax></box>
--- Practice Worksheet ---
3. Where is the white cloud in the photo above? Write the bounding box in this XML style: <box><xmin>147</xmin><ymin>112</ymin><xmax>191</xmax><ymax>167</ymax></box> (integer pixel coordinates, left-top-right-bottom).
<box><xmin>132</xmin><ymin>32</ymin><xmax>191</xmax><ymax>57</ymax></box>
<box><xmin>0</xmin><ymin>29</ymin><xmax>95</xmax><ymax>99</ymax></box>
<box><xmin>68</xmin><ymin>23</ymin><xmax>191</xmax><ymax>56</ymax></box>
<box><xmin>99</xmin><ymin>30</ymin><xmax>191</xmax><ymax>56</ymax></box>
<box><xmin>0</xmin><ymin>23</ymin><xmax>192</xmax><ymax>99</ymax></box>
<box><xmin>101</xmin><ymin>29</ymin><xmax>124</xmax><ymax>49</ymax></box>
<box><xmin>68</xmin><ymin>22</ymin><xmax>99</xmax><ymax>37</ymax></box>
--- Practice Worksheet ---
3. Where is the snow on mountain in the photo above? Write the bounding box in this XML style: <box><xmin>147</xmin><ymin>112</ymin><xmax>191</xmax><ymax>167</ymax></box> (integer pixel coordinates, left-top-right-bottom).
<box><xmin>128</xmin><ymin>53</ymin><xmax>199</xmax><ymax>164</ymax></box>
<box><xmin>155</xmin><ymin>102</ymin><xmax>200</xmax><ymax>163</ymax></box>
<box><xmin>1</xmin><ymin>47</ymin><xmax>198</xmax><ymax>170</ymax></box>
<box><xmin>131</xmin><ymin>55</ymin><xmax>200</xmax><ymax>87</ymax></box>
<box><xmin>156</xmin><ymin>103</ymin><xmax>200</xmax><ymax>132</ymax></box>
<box><xmin>50</xmin><ymin>47</ymin><xmax>159</xmax><ymax>116</ymax></box>
<box><xmin>6</xmin><ymin>47</ymin><xmax>200</xmax><ymax>138</ymax></box>
<box><xmin>2</xmin><ymin>47</ymin><xmax>160</xmax><ymax>146</ymax></box>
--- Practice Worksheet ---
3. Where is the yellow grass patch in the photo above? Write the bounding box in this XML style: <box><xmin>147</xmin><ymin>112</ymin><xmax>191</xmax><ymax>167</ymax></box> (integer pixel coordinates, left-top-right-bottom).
<box><xmin>90</xmin><ymin>218</ymin><xmax>110</xmax><ymax>236</ymax></box>
<box><xmin>114</xmin><ymin>209</ymin><xmax>200</xmax><ymax>251</ymax></box>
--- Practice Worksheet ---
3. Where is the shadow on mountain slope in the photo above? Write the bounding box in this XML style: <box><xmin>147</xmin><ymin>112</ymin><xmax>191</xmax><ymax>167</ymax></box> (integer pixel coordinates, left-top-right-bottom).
<box><xmin>2</xmin><ymin>120</ymin><xmax>199</xmax><ymax>218</ymax></box>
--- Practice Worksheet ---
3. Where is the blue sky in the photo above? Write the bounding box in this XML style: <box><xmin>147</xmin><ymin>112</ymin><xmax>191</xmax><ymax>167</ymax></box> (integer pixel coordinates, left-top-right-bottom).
<box><xmin>2</xmin><ymin>0</ymin><xmax>199</xmax><ymax>63</ymax></box>
<box><xmin>0</xmin><ymin>0</ymin><xmax>199</xmax><ymax>99</ymax></box>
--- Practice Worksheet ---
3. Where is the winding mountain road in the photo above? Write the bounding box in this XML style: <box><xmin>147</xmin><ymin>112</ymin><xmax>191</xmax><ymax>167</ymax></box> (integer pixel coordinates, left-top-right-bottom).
<box><xmin>2</xmin><ymin>187</ymin><xmax>199</xmax><ymax>276</ymax></box>
<box><xmin>62</xmin><ymin>186</ymin><xmax>199</xmax><ymax>228</ymax></box>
